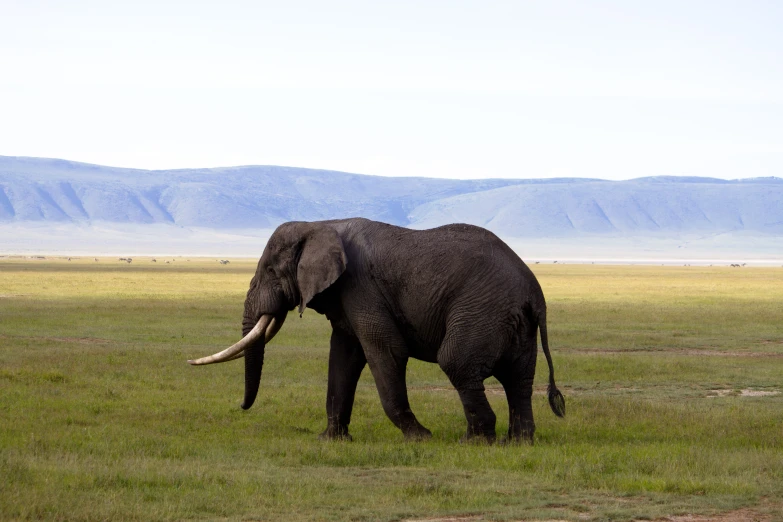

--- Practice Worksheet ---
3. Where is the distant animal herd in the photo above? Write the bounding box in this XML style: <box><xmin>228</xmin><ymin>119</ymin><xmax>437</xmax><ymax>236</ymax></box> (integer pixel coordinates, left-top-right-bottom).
<box><xmin>12</xmin><ymin>257</ymin><xmax>773</xmax><ymax>268</ymax></box>
<box><xmin>50</xmin><ymin>257</ymin><xmax>230</xmax><ymax>264</ymax></box>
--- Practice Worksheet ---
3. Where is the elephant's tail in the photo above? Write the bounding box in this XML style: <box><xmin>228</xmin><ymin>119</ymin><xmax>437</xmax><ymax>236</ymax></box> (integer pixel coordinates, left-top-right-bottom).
<box><xmin>539</xmin><ymin>312</ymin><xmax>565</xmax><ymax>418</ymax></box>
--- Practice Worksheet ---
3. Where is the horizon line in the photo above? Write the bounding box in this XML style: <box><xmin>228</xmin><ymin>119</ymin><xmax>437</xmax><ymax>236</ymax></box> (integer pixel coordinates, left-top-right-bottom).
<box><xmin>2</xmin><ymin>154</ymin><xmax>780</xmax><ymax>184</ymax></box>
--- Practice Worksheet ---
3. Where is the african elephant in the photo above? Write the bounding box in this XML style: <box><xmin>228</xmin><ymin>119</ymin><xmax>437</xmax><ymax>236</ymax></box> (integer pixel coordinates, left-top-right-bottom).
<box><xmin>189</xmin><ymin>218</ymin><xmax>565</xmax><ymax>443</ymax></box>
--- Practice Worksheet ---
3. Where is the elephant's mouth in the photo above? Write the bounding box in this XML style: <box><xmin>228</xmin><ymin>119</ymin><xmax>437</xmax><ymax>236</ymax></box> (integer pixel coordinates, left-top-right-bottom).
<box><xmin>187</xmin><ymin>313</ymin><xmax>284</xmax><ymax>365</ymax></box>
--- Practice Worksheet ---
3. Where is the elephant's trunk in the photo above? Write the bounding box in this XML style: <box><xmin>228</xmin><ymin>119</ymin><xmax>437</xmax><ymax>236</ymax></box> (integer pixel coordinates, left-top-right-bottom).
<box><xmin>241</xmin><ymin>338</ymin><xmax>265</xmax><ymax>410</ymax></box>
<box><xmin>240</xmin><ymin>314</ymin><xmax>286</xmax><ymax>410</ymax></box>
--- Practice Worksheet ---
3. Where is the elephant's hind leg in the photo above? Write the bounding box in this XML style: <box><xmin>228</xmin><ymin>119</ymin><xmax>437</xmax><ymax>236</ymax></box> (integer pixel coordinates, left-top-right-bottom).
<box><xmin>437</xmin><ymin>329</ymin><xmax>500</xmax><ymax>443</ymax></box>
<box><xmin>455</xmin><ymin>386</ymin><xmax>497</xmax><ymax>443</ymax></box>
<box><xmin>495</xmin><ymin>338</ymin><xmax>537</xmax><ymax>444</ymax></box>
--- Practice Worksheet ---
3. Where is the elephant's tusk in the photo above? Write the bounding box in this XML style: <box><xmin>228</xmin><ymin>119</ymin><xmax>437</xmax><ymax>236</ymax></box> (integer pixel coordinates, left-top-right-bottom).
<box><xmin>188</xmin><ymin>314</ymin><xmax>273</xmax><ymax>365</ymax></box>
<box><xmin>264</xmin><ymin>314</ymin><xmax>285</xmax><ymax>342</ymax></box>
<box><xmin>220</xmin><ymin>315</ymin><xmax>286</xmax><ymax>362</ymax></box>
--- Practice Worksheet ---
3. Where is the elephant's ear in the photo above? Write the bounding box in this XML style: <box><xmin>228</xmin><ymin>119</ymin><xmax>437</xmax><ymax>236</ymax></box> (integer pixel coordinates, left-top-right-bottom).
<box><xmin>296</xmin><ymin>226</ymin><xmax>347</xmax><ymax>315</ymax></box>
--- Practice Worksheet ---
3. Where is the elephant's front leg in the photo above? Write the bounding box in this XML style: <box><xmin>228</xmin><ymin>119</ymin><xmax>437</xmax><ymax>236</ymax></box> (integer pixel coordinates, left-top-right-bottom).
<box><xmin>319</xmin><ymin>328</ymin><xmax>366</xmax><ymax>441</ymax></box>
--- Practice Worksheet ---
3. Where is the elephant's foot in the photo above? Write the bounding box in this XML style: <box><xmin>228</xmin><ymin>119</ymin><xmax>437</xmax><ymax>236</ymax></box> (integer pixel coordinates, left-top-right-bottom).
<box><xmin>402</xmin><ymin>425</ymin><xmax>433</xmax><ymax>441</ymax></box>
<box><xmin>504</xmin><ymin>420</ymin><xmax>535</xmax><ymax>445</ymax></box>
<box><xmin>459</xmin><ymin>432</ymin><xmax>497</xmax><ymax>445</ymax></box>
<box><xmin>498</xmin><ymin>433</ymin><xmax>534</xmax><ymax>446</ymax></box>
<box><xmin>318</xmin><ymin>425</ymin><xmax>353</xmax><ymax>441</ymax></box>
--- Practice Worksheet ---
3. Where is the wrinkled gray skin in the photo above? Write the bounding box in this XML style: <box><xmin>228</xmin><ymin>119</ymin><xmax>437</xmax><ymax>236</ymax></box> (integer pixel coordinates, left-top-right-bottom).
<box><xmin>236</xmin><ymin>218</ymin><xmax>564</xmax><ymax>443</ymax></box>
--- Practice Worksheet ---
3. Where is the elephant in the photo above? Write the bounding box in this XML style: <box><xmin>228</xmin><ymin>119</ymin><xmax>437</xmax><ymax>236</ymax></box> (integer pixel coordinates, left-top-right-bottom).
<box><xmin>189</xmin><ymin>218</ymin><xmax>565</xmax><ymax>443</ymax></box>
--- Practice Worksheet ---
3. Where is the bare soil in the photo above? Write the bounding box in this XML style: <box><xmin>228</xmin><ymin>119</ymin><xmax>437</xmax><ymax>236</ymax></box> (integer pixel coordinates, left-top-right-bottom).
<box><xmin>652</xmin><ymin>507</ymin><xmax>773</xmax><ymax>522</ymax></box>
<box><xmin>708</xmin><ymin>389</ymin><xmax>780</xmax><ymax>398</ymax></box>
<box><xmin>568</xmin><ymin>348</ymin><xmax>783</xmax><ymax>358</ymax></box>
<box><xmin>0</xmin><ymin>333</ymin><xmax>113</xmax><ymax>345</ymax></box>
<box><xmin>405</xmin><ymin>508</ymin><xmax>773</xmax><ymax>522</ymax></box>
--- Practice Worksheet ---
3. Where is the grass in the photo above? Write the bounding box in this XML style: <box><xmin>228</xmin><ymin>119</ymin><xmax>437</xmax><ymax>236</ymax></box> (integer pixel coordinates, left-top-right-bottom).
<box><xmin>1</xmin><ymin>256</ymin><xmax>782</xmax><ymax>521</ymax></box>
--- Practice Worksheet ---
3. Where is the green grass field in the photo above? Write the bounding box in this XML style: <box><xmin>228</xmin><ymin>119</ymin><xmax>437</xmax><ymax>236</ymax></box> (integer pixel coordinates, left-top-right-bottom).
<box><xmin>1</xmin><ymin>257</ymin><xmax>782</xmax><ymax>521</ymax></box>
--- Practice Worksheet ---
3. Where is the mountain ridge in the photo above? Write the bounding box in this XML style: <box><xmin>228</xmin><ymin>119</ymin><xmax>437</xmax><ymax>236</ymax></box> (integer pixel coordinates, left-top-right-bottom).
<box><xmin>1</xmin><ymin>155</ymin><xmax>781</xmax><ymax>238</ymax></box>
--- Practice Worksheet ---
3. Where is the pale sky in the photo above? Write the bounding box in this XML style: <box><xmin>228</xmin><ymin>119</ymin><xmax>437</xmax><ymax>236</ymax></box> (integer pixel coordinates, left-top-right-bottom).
<box><xmin>1</xmin><ymin>0</ymin><xmax>781</xmax><ymax>180</ymax></box>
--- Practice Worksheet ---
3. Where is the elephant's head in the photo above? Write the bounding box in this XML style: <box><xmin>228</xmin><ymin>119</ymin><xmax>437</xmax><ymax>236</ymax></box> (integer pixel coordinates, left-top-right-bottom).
<box><xmin>188</xmin><ymin>222</ymin><xmax>347</xmax><ymax>410</ymax></box>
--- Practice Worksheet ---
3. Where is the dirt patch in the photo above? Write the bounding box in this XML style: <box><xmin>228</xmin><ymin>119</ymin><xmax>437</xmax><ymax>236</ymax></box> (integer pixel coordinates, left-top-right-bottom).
<box><xmin>407</xmin><ymin>509</ymin><xmax>771</xmax><ymax>522</ymax></box>
<box><xmin>676</xmin><ymin>349</ymin><xmax>782</xmax><ymax>358</ymax></box>
<box><xmin>740</xmin><ymin>389</ymin><xmax>781</xmax><ymax>397</ymax></box>
<box><xmin>572</xmin><ymin>348</ymin><xmax>783</xmax><ymax>358</ymax></box>
<box><xmin>412</xmin><ymin>385</ymin><xmax>514</xmax><ymax>397</ymax></box>
<box><xmin>708</xmin><ymin>389</ymin><xmax>780</xmax><ymax>398</ymax></box>
<box><xmin>0</xmin><ymin>333</ymin><xmax>113</xmax><ymax>345</ymax></box>
<box><xmin>404</xmin><ymin>517</ymin><xmax>484</xmax><ymax>522</ymax></box>
<box><xmin>49</xmin><ymin>336</ymin><xmax>113</xmax><ymax>345</ymax></box>
<box><xmin>414</xmin><ymin>385</ymin><xmax>647</xmax><ymax>396</ymax></box>
<box><xmin>652</xmin><ymin>507</ymin><xmax>772</xmax><ymax>522</ymax></box>
<box><xmin>417</xmin><ymin>384</ymin><xmax>781</xmax><ymax>400</ymax></box>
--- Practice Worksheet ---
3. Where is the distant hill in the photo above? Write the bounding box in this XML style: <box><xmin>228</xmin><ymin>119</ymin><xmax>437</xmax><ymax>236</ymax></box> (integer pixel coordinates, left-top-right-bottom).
<box><xmin>1</xmin><ymin>155</ymin><xmax>781</xmax><ymax>241</ymax></box>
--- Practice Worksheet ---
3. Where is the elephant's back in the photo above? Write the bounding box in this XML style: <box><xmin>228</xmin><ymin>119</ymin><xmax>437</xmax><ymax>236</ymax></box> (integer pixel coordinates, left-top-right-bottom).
<box><xmin>357</xmin><ymin>220</ymin><xmax>533</xmax><ymax>292</ymax></box>
<box><xmin>359</xmin><ymin>221</ymin><xmax>538</xmax><ymax>320</ymax></box>
<box><xmin>413</xmin><ymin>223</ymin><xmax>528</xmax><ymax>277</ymax></box>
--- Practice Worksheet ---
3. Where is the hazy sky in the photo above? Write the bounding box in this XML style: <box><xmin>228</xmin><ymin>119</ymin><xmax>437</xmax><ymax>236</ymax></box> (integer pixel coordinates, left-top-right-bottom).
<box><xmin>1</xmin><ymin>1</ymin><xmax>781</xmax><ymax>180</ymax></box>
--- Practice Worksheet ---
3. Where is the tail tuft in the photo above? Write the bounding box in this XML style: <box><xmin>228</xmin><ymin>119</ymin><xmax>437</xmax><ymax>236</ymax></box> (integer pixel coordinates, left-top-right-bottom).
<box><xmin>539</xmin><ymin>310</ymin><xmax>565</xmax><ymax>418</ymax></box>
<box><xmin>548</xmin><ymin>385</ymin><xmax>566</xmax><ymax>418</ymax></box>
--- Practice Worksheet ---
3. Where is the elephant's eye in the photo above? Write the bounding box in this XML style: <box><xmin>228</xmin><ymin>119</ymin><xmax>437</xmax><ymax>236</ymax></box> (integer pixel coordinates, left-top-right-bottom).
<box><xmin>267</xmin><ymin>266</ymin><xmax>275</xmax><ymax>275</ymax></box>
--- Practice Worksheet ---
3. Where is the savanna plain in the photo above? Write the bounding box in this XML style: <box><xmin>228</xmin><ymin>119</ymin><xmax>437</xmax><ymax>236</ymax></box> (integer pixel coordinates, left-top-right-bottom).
<box><xmin>1</xmin><ymin>257</ymin><xmax>781</xmax><ymax>521</ymax></box>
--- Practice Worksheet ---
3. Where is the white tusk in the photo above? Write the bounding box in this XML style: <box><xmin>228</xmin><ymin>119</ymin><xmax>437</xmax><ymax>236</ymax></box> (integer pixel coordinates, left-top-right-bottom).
<box><xmin>188</xmin><ymin>314</ymin><xmax>273</xmax><ymax>365</ymax></box>
<box><xmin>221</xmin><ymin>315</ymin><xmax>285</xmax><ymax>362</ymax></box>
<box><xmin>264</xmin><ymin>314</ymin><xmax>285</xmax><ymax>343</ymax></box>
